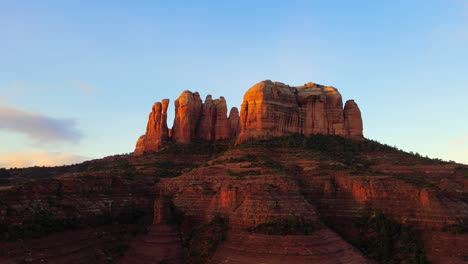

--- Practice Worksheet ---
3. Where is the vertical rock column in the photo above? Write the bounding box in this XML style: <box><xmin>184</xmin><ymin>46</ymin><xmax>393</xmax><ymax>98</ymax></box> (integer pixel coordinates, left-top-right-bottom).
<box><xmin>197</xmin><ymin>95</ymin><xmax>216</xmax><ymax>141</ymax></box>
<box><xmin>134</xmin><ymin>99</ymin><xmax>170</xmax><ymax>154</ymax></box>
<box><xmin>173</xmin><ymin>91</ymin><xmax>202</xmax><ymax>144</ymax></box>
<box><xmin>344</xmin><ymin>99</ymin><xmax>363</xmax><ymax>139</ymax></box>
<box><xmin>228</xmin><ymin>107</ymin><xmax>240</xmax><ymax>138</ymax></box>
<box><xmin>214</xmin><ymin>97</ymin><xmax>230</xmax><ymax>140</ymax></box>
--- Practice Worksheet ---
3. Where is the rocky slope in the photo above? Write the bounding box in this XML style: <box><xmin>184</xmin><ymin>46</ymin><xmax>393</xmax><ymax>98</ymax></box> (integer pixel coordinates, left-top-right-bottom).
<box><xmin>0</xmin><ymin>81</ymin><xmax>466</xmax><ymax>263</ymax></box>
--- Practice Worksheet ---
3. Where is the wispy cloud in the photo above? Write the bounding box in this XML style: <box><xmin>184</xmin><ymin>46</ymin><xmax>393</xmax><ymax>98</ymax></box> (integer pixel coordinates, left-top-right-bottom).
<box><xmin>0</xmin><ymin>151</ymin><xmax>90</xmax><ymax>168</ymax></box>
<box><xmin>0</xmin><ymin>105</ymin><xmax>83</xmax><ymax>144</ymax></box>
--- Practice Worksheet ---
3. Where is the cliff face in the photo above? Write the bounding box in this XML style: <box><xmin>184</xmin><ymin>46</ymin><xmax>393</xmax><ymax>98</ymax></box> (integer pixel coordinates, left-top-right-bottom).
<box><xmin>135</xmin><ymin>80</ymin><xmax>363</xmax><ymax>154</ymax></box>
<box><xmin>237</xmin><ymin>80</ymin><xmax>363</xmax><ymax>143</ymax></box>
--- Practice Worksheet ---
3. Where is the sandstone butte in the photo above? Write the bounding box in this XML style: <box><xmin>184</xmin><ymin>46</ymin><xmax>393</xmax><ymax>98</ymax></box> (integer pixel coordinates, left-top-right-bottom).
<box><xmin>2</xmin><ymin>79</ymin><xmax>467</xmax><ymax>264</ymax></box>
<box><xmin>135</xmin><ymin>80</ymin><xmax>363</xmax><ymax>154</ymax></box>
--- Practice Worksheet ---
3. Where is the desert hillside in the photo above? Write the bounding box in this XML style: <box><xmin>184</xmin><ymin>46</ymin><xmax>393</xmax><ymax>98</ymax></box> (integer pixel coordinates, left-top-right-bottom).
<box><xmin>0</xmin><ymin>81</ymin><xmax>466</xmax><ymax>264</ymax></box>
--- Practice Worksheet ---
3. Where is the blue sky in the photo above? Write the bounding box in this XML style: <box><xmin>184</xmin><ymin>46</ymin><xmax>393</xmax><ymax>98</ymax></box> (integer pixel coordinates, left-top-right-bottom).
<box><xmin>1</xmin><ymin>0</ymin><xmax>467</xmax><ymax>167</ymax></box>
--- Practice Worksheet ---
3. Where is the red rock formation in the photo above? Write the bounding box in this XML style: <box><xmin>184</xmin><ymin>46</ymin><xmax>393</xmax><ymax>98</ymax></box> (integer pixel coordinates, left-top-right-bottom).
<box><xmin>173</xmin><ymin>91</ymin><xmax>203</xmax><ymax>144</ymax></box>
<box><xmin>134</xmin><ymin>135</ymin><xmax>146</xmax><ymax>154</ymax></box>
<box><xmin>228</xmin><ymin>107</ymin><xmax>240</xmax><ymax>138</ymax></box>
<box><xmin>135</xmin><ymin>91</ymin><xmax>238</xmax><ymax>153</ymax></box>
<box><xmin>344</xmin><ymin>100</ymin><xmax>363</xmax><ymax>139</ymax></box>
<box><xmin>134</xmin><ymin>99</ymin><xmax>170</xmax><ymax>154</ymax></box>
<box><xmin>197</xmin><ymin>95</ymin><xmax>216</xmax><ymax>141</ymax></box>
<box><xmin>134</xmin><ymin>80</ymin><xmax>364</xmax><ymax>154</ymax></box>
<box><xmin>213</xmin><ymin>97</ymin><xmax>230</xmax><ymax>140</ymax></box>
<box><xmin>237</xmin><ymin>80</ymin><xmax>363</xmax><ymax>143</ymax></box>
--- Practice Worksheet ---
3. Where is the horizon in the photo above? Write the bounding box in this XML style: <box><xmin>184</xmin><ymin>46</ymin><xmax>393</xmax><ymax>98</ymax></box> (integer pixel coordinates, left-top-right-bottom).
<box><xmin>1</xmin><ymin>1</ymin><xmax>467</xmax><ymax>168</ymax></box>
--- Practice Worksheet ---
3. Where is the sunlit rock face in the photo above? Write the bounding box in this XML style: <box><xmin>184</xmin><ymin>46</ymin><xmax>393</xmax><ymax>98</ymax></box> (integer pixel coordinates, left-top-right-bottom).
<box><xmin>173</xmin><ymin>91</ymin><xmax>203</xmax><ymax>144</ymax></box>
<box><xmin>135</xmin><ymin>80</ymin><xmax>363</xmax><ymax>154</ymax></box>
<box><xmin>134</xmin><ymin>99</ymin><xmax>170</xmax><ymax>154</ymax></box>
<box><xmin>135</xmin><ymin>91</ymin><xmax>240</xmax><ymax>154</ymax></box>
<box><xmin>237</xmin><ymin>80</ymin><xmax>363</xmax><ymax>143</ymax></box>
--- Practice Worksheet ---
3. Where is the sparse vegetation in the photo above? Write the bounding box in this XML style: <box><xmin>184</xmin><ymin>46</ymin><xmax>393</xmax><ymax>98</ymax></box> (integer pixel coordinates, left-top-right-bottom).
<box><xmin>108</xmin><ymin>243</ymin><xmax>129</xmax><ymax>256</ymax></box>
<box><xmin>264</xmin><ymin>183</ymin><xmax>278</xmax><ymax>189</ymax></box>
<box><xmin>159</xmin><ymin>139</ymin><xmax>230</xmax><ymax>156</ymax></box>
<box><xmin>184</xmin><ymin>214</ymin><xmax>228</xmax><ymax>264</ymax></box>
<box><xmin>391</xmin><ymin>174</ymin><xmax>436</xmax><ymax>189</ymax></box>
<box><xmin>249</xmin><ymin>216</ymin><xmax>321</xmax><ymax>235</ymax></box>
<box><xmin>354</xmin><ymin>213</ymin><xmax>427</xmax><ymax>264</ymax></box>
<box><xmin>0</xmin><ymin>210</ymin><xmax>81</xmax><ymax>241</ymax></box>
<box><xmin>239</xmin><ymin>134</ymin><xmax>448</xmax><ymax>168</ymax></box>
<box><xmin>162</xmin><ymin>195</ymin><xmax>185</xmax><ymax>226</ymax></box>
<box><xmin>455</xmin><ymin>165</ymin><xmax>468</xmax><ymax>178</ymax></box>
<box><xmin>227</xmin><ymin>169</ymin><xmax>261</xmax><ymax>177</ymax></box>
<box><xmin>442</xmin><ymin>222</ymin><xmax>468</xmax><ymax>234</ymax></box>
<box><xmin>0</xmin><ymin>206</ymin><xmax>149</xmax><ymax>241</ymax></box>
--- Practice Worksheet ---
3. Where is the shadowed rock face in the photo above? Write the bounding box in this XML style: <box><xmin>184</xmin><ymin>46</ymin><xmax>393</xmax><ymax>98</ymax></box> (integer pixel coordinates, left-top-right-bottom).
<box><xmin>237</xmin><ymin>80</ymin><xmax>363</xmax><ymax>143</ymax></box>
<box><xmin>228</xmin><ymin>107</ymin><xmax>240</xmax><ymax>138</ymax></box>
<box><xmin>135</xmin><ymin>80</ymin><xmax>363</xmax><ymax>154</ymax></box>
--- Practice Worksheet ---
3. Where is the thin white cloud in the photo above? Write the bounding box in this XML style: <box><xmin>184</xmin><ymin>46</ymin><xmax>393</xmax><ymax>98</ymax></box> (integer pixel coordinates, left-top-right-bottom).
<box><xmin>0</xmin><ymin>105</ymin><xmax>83</xmax><ymax>144</ymax></box>
<box><xmin>0</xmin><ymin>151</ymin><xmax>90</xmax><ymax>168</ymax></box>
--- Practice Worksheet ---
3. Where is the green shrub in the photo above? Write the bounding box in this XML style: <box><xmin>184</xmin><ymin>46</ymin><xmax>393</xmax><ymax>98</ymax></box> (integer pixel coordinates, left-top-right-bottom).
<box><xmin>159</xmin><ymin>140</ymin><xmax>230</xmax><ymax>156</ymax></box>
<box><xmin>0</xmin><ymin>206</ymin><xmax>148</xmax><ymax>241</ymax></box>
<box><xmin>442</xmin><ymin>222</ymin><xmax>467</xmax><ymax>234</ymax></box>
<box><xmin>355</xmin><ymin>213</ymin><xmax>427</xmax><ymax>264</ymax></box>
<box><xmin>455</xmin><ymin>166</ymin><xmax>468</xmax><ymax>178</ymax></box>
<box><xmin>249</xmin><ymin>216</ymin><xmax>320</xmax><ymax>235</ymax></box>
<box><xmin>239</xmin><ymin>134</ymin><xmax>446</xmax><ymax>167</ymax></box>
<box><xmin>184</xmin><ymin>214</ymin><xmax>228</xmax><ymax>264</ymax></box>
<box><xmin>227</xmin><ymin>169</ymin><xmax>261</xmax><ymax>177</ymax></box>
<box><xmin>108</xmin><ymin>243</ymin><xmax>129</xmax><ymax>255</ymax></box>
<box><xmin>391</xmin><ymin>174</ymin><xmax>435</xmax><ymax>189</ymax></box>
<box><xmin>0</xmin><ymin>210</ymin><xmax>81</xmax><ymax>241</ymax></box>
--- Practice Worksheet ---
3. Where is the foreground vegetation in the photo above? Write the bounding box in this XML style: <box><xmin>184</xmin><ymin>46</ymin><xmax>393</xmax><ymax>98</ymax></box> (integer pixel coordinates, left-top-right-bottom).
<box><xmin>249</xmin><ymin>216</ymin><xmax>321</xmax><ymax>235</ymax></box>
<box><xmin>183</xmin><ymin>214</ymin><xmax>228</xmax><ymax>264</ymax></box>
<box><xmin>0</xmin><ymin>206</ymin><xmax>148</xmax><ymax>241</ymax></box>
<box><xmin>324</xmin><ymin>213</ymin><xmax>427</xmax><ymax>264</ymax></box>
